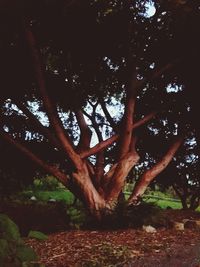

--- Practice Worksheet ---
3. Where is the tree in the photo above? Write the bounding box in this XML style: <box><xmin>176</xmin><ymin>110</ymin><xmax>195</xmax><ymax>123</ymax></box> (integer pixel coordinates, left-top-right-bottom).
<box><xmin>157</xmin><ymin>133</ymin><xmax>200</xmax><ymax>210</ymax></box>
<box><xmin>0</xmin><ymin>0</ymin><xmax>199</xmax><ymax>219</ymax></box>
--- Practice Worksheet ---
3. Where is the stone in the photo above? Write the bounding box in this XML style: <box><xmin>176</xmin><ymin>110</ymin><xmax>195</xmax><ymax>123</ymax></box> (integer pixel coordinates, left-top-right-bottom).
<box><xmin>30</xmin><ymin>196</ymin><xmax>37</xmax><ymax>201</ymax></box>
<box><xmin>173</xmin><ymin>222</ymin><xmax>184</xmax><ymax>231</ymax></box>
<box><xmin>142</xmin><ymin>225</ymin><xmax>157</xmax><ymax>233</ymax></box>
<box><xmin>48</xmin><ymin>198</ymin><xmax>57</xmax><ymax>202</ymax></box>
<box><xmin>195</xmin><ymin>220</ymin><xmax>200</xmax><ymax>228</ymax></box>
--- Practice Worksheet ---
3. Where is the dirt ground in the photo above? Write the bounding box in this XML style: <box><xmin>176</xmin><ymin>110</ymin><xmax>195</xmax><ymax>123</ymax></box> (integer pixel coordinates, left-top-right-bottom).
<box><xmin>26</xmin><ymin>228</ymin><xmax>200</xmax><ymax>267</ymax></box>
<box><xmin>2</xmin><ymin>202</ymin><xmax>200</xmax><ymax>266</ymax></box>
<box><xmin>25</xmin><ymin>210</ymin><xmax>200</xmax><ymax>267</ymax></box>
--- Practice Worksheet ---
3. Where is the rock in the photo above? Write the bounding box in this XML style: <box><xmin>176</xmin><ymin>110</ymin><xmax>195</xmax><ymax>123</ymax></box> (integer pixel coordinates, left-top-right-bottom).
<box><xmin>30</xmin><ymin>196</ymin><xmax>37</xmax><ymax>201</ymax></box>
<box><xmin>173</xmin><ymin>222</ymin><xmax>184</xmax><ymax>231</ymax></box>
<box><xmin>195</xmin><ymin>220</ymin><xmax>200</xmax><ymax>228</ymax></box>
<box><xmin>142</xmin><ymin>225</ymin><xmax>157</xmax><ymax>233</ymax></box>
<box><xmin>48</xmin><ymin>198</ymin><xmax>57</xmax><ymax>202</ymax></box>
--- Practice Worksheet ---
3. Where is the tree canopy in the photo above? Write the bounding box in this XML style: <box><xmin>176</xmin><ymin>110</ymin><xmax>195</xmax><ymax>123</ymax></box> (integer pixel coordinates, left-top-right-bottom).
<box><xmin>0</xmin><ymin>0</ymin><xmax>200</xmax><ymax>217</ymax></box>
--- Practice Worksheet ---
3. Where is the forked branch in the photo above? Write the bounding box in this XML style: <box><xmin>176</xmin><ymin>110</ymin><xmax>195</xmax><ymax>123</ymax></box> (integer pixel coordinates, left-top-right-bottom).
<box><xmin>80</xmin><ymin>111</ymin><xmax>157</xmax><ymax>159</ymax></box>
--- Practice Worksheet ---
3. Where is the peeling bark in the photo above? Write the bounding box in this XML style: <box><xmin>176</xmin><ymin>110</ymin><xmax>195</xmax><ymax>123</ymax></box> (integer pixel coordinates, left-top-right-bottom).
<box><xmin>106</xmin><ymin>151</ymin><xmax>140</xmax><ymax>203</ymax></box>
<box><xmin>72</xmin><ymin>164</ymin><xmax>107</xmax><ymax>217</ymax></box>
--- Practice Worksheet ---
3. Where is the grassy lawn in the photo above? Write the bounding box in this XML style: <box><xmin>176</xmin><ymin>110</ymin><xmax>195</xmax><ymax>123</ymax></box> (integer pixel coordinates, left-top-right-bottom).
<box><xmin>20</xmin><ymin>188</ymin><xmax>184</xmax><ymax>210</ymax></box>
<box><xmin>20</xmin><ymin>189</ymin><xmax>75</xmax><ymax>205</ymax></box>
<box><xmin>145</xmin><ymin>198</ymin><xmax>182</xmax><ymax>209</ymax></box>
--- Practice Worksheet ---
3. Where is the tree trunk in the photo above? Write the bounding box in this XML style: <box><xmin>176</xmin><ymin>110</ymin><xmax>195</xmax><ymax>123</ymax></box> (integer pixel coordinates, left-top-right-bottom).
<box><xmin>189</xmin><ymin>194</ymin><xmax>200</xmax><ymax>210</ymax></box>
<box><xmin>72</xmin><ymin>164</ymin><xmax>108</xmax><ymax>219</ymax></box>
<box><xmin>106</xmin><ymin>152</ymin><xmax>140</xmax><ymax>205</ymax></box>
<box><xmin>180</xmin><ymin>196</ymin><xmax>188</xmax><ymax>210</ymax></box>
<box><xmin>172</xmin><ymin>185</ymin><xmax>189</xmax><ymax>210</ymax></box>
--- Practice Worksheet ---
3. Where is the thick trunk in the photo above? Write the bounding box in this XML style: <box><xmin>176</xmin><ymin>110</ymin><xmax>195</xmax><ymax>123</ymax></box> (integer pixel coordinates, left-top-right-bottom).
<box><xmin>128</xmin><ymin>137</ymin><xmax>183</xmax><ymax>204</ymax></box>
<box><xmin>72</xmin><ymin>164</ymin><xmax>107</xmax><ymax>218</ymax></box>
<box><xmin>106</xmin><ymin>152</ymin><xmax>140</xmax><ymax>205</ymax></box>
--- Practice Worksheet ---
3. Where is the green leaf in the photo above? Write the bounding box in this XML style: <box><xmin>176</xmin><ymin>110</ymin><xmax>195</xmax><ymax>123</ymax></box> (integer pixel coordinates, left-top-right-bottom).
<box><xmin>28</xmin><ymin>231</ymin><xmax>48</xmax><ymax>241</ymax></box>
<box><xmin>16</xmin><ymin>245</ymin><xmax>38</xmax><ymax>262</ymax></box>
<box><xmin>0</xmin><ymin>214</ymin><xmax>20</xmax><ymax>241</ymax></box>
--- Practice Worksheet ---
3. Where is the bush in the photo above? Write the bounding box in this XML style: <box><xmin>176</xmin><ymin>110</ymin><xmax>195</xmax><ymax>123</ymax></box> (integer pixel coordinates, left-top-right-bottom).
<box><xmin>28</xmin><ymin>231</ymin><xmax>48</xmax><ymax>241</ymax></box>
<box><xmin>125</xmin><ymin>202</ymin><xmax>169</xmax><ymax>228</ymax></box>
<box><xmin>0</xmin><ymin>214</ymin><xmax>42</xmax><ymax>267</ymax></box>
<box><xmin>32</xmin><ymin>176</ymin><xmax>61</xmax><ymax>191</ymax></box>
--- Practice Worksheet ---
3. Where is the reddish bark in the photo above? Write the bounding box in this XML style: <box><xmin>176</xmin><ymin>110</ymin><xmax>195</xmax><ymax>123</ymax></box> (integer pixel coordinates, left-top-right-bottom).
<box><xmin>71</xmin><ymin>164</ymin><xmax>107</xmax><ymax>216</ymax></box>
<box><xmin>128</xmin><ymin>137</ymin><xmax>184</xmax><ymax>204</ymax></box>
<box><xmin>80</xmin><ymin>112</ymin><xmax>156</xmax><ymax>159</ymax></box>
<box><xmin>106</xmin><ymin>151</ymin><xmax>140</xmax><ymax>202</ymax></box>
<box><xmin>118</xmin><ymin>68</ymin><xmax>137</xmax><ymax>159</ymax></box>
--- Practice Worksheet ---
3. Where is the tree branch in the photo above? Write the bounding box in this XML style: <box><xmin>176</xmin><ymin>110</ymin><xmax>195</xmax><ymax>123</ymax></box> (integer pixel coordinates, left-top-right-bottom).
<box><xmin>75</xmin><ymin>110</ymin><xmax>92</xmax><ymax>152</ymax></box>
<box><xmin>128</xmin><ymin>136</ymin><xmax>184</xmax><ymax>204</ymax></box>
<box><xmin>99</xmin><ymin>98</ymin><xmax>117</xmax><ymax>131</ymax></box>
<box><xmin>118</xmin><ymin>69</ymin><xmax>137</xmax><ymax>159</ymax></box>
<box><xmin>106</xmin><ymin>151</ymin><xmax>140</xmax><ymax>202</ymax></box>
<box><xmin>88</xmin><ymin>109</ymin><xmax>105</xmax><ymax>188</ymax></box>
<box><xmin>80</xmin><ymin>111</ymin><xmax>156</xmax><ymax>159</ymax></box>
<box><xmin>0</xmin><ymin>131</ymin><xmax>69</xmax><ymax>185</ymax></box>
<box><xmin>116</xmin><ymin>59</ymin><xmax>178</xmax><ymax>160</ymax></box>
<box><xmin>24</xmin><ymin>26</ymin><xmax>82</xmax><ymax>169</ymax></box>
<box><xmin>133</xmin><ymin>112</ymin><xmax>157</xmax><ymax>129</ymax></box>
<box><xmin>14</xmin><ymin>100</ymin><xmax>60</xmax><ymax>148</ymax></box>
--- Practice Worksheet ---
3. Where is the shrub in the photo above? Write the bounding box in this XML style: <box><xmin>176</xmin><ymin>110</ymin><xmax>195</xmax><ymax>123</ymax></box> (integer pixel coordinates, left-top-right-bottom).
<box><xmin>125</xmin><ymin>202</ymin><xmax>169</xmax><ymax>228</ymax></box>
<box><xmin>32</xmin><ymin>176</ymin><xmax>61</xmax><ymax>191</ymax></box>
<box><xmin>28</xmin><ymin>231</ymin><xmax>48</xmax><ymax>241</ymax></box>
<box><xmin>0</xmin><ymin>214</ymin><xmax>42</xmax><ymax>267</ymax></box>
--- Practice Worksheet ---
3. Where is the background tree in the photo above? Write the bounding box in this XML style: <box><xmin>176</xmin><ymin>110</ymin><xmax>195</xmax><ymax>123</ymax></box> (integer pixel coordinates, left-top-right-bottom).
<box><xmin>157</xmin><ymin>132</ymin><xmax>200</xmax><ymax>210</ymax></box>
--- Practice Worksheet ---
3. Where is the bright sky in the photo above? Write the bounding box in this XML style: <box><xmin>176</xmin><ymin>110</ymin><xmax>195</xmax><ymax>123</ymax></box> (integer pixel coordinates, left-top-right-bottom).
<box><xmin>145</xmin><ymin>1</ymin><xmax>156</xmax><ymax>18</ymax></box>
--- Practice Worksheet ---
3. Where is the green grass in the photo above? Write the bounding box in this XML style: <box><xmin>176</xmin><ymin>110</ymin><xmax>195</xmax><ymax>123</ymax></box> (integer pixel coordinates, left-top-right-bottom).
<box><xmin>20</xmin><ymin>188</ymin><xmax>184</xmax><ymax>210</ymax></box>
<box><xmin>145</xmin><ymin>198</ymin><xmax>182</xmax><ymax>209</ymax></box>
<box><xmin>20</xmin><ymin>189</ymin><xmax>75</xmax><ymax>205</ymax></box>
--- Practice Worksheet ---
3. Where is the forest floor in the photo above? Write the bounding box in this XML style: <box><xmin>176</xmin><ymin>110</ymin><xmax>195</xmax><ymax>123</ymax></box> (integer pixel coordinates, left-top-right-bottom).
<box><xmin>26</xmin><ymin>210</ymin><xmax>200</xmax><ymax>267</ymax></box>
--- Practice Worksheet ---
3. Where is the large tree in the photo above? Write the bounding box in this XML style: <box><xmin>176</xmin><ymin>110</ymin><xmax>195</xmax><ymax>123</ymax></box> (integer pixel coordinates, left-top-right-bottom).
<box><xmin>0</xmin><ymin>0</ymin><xmax>199</xmax><ymax>218</ymax></box>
